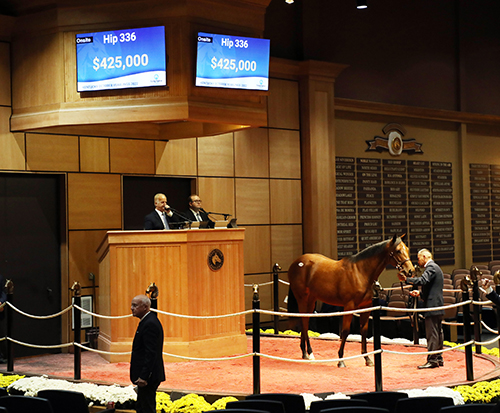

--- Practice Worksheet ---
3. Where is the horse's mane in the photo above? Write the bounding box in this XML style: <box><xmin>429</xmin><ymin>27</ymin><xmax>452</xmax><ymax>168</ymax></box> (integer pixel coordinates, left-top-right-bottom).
<box><xmin>347</xmin><ymin>237</ymin><xmax>400</xmax><ymax>263</ymax></box>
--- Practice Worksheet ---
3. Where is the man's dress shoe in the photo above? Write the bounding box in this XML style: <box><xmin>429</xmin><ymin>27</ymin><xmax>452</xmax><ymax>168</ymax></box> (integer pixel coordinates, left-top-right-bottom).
<box><xmin>418</xmin><ymin>361</ymin><xmax>439</xmax><ymax>369</ymax></box>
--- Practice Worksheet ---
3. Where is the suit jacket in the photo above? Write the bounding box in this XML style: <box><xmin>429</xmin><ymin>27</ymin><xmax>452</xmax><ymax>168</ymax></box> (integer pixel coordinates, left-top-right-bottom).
<box><xmin>144</xmin><ymin>210</ymin><xmax>177</xmax><ymax>230</ymax></box>
<box><xmin>405</xmin><ymin>260</ymin><xmax>445</xmax><ymax>317</ymax></box>
<box><xmin>184</xmin><ymin>209</ymin><xmax>214</xmax><ymax>228</ymax></box>
<box><xmin>486</xmin><ymin>289</ymin><xmax>500</xmax><ymax>307</ymax></box>
<box><xmin>130</xmin><ymin>312</ymin><xmax>165</xmax><ymax>385</ymax></box>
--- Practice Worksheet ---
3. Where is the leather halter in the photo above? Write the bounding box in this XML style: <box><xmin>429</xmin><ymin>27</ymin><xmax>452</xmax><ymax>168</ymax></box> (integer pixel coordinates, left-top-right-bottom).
<box><xmin>389</xmin><ymin>250</ymin><xmax>411</xmax><ymax>273</ymax></box>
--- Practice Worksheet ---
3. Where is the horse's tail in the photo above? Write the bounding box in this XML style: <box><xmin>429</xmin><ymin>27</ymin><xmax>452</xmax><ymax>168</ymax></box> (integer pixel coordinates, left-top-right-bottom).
<box><xmin>287</xmin><ymin>285</ymin><xmax>301</xmax><ymax>331</ymax></box>
<box><xmin>287</xmin><ymin>286</ymin><xmax>298</xmax><ymax>314</ymax></box>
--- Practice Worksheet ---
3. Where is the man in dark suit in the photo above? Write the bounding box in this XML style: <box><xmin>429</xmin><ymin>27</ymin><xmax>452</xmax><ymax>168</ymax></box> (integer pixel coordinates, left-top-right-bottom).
<box><xmin>144</xmin><ymin>193</ymin><xmax>177</xmax><ymax>230</ymax></box>
<box><xmin>398</xmin><ymin>248</ymin><xmax>444</xmax><ymax>369</ymax></box>
<box><xmin>184</xmin><ymin>194</ymin><xmax>214</xmax><ymax>227</ymax></box>
<box><xmin>130</xmin><ymin>294</ymin><xmax>165</xmax><ymax>413</ymax></box>
<box><xmin>481</xmin><ymin>278</ymin><xmax>500</xmax><ymax>305</ymax></box>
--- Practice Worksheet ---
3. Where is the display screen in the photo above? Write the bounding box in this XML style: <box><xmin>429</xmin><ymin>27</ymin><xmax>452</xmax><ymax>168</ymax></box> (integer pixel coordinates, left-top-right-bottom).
<box><xmin>195</xmin><ymin>32</ymin><xmax>270</xmax><ymax>91</ymax></box>
<box><xmin>76</xmin><ymin>26</ymin><xmax>166</xmax><ymax>92</ymax></box>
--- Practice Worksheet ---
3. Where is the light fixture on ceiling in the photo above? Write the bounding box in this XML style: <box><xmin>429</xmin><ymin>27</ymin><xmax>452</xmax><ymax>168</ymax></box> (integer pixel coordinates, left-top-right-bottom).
<box><xmin>356</xmin><ymin>0</ymin><xmax>368</xmax><ymax>9</ymax></box>
<box><xmin>285</xmin><ymin>0</ymin><xmax>294</xmax><ymax>4</ymax></box>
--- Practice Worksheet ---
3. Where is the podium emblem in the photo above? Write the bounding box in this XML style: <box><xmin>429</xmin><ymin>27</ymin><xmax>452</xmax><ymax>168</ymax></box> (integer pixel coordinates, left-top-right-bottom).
<box><xmin>208</xmin><ymin>248</ymin><xmax>224</xmax><ymax>271</ymax></box>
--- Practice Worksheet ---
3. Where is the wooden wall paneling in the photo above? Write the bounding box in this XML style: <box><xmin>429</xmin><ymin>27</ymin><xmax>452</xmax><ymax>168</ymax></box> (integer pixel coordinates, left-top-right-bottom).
<box><xmin>0</xmin><ymin>109</ymin><xmax>25</xmax><ymax>171</ymax></box>
<box><xmin>68</xmin><ymin>229</ymin><xmax>108</xmax><ymax>312</ymax></box>
<box><xmin>26</xmin><ymin>133</ymin><xmax>79</xmax><ymax>171</ymax></box>
<box><xmin>156</xmin><ymin>138</ymin><xmax>197</xmax><ymax>176</ymax></box>
<box><xmin>80</xmin><ymin>136</ymin><xmax>109</xmax><ymax>173</ymax></box>
<box><xmin>243</xmin><ymin>225</ymin><xmax>271</xmax><ymax>274</ymax></box>
<box><xmin>271</xmin><ymin>224</ymin><xmax>303</xmax><ymax>272</ymax></box>
<box><xmin>235</xmin><ymin>178</ymin><xmax>270</xmax><ymax>225</ymax></box>
<box><xmin>109</xmin><ymin>138</ymin><xmax>155</xmax><ymax>174</ymax></box>
<box><xmin>269</xmin><ymin>129</ymin><xmax>301</xmax><ymax>179</ymax></box>
<box><xmin>197</xmin><ymin>133</ymin><xmax>234</xmax><ymax>177</ymax></box>
<box><xmin>12</xmin><ymin>31</ymin><xmax>63</xmax><ymax>110</ymax></box>
<box><xmin>270</xmin><ymin>179</ymin><xmax>302</xmax><ymax>224</ymax></box>
<box><xmin>67</xmin><ymin>173</ymin><xmax>122</xmax><ymax>230</ymax></box>
<box><xmin>243</xmin><ymin>273</ymin><xmax>273</xmax><ymax>324</ymax></box>
<box><xmin>234</xmin><ymin>128</ymin><xmax>269</xmax><ymax>178</ymax></box>
<box><xmin>197</xmin><ymin>177</ymin><xmax>235</xmax><ymax>219</ymax></box>
<box><xmin>267</xmin><ymin>78</ymin><xmax>300</xmax><ymax>130</ymax></box>
<box><xmin>0</xmin><ymin>42</ymin><xmax>10</xmax><ymax>106</ymax></box>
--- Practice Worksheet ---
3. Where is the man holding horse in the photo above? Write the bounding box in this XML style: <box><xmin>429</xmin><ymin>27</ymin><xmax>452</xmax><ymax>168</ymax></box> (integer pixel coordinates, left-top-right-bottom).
<box><xmin>398</xmin><ymin>248</ymin><xmax>444</xmax><ymax>369</ymax></box>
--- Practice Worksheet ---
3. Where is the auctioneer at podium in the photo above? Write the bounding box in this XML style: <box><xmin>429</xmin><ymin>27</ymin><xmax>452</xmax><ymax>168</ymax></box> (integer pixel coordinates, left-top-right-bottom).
<box><xmin>96</xmin><ymin>228</ymin><xmax>246</xmax><ymax>362</ymax></box>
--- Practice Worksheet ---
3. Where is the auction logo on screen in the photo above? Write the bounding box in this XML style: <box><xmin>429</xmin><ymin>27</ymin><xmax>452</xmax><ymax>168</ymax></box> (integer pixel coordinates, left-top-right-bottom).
<box><xmin>208</xmin><ymin>249</ymin><xmax>224</xmax><ymax>271</ymax></box>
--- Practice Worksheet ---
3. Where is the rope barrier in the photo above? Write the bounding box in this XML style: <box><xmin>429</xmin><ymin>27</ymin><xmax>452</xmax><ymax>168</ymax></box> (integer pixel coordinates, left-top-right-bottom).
<box><xmin>3</xmin><ymin>292</ymin><xmax>500</xmax><ymax>371</ymax></box>
<box><xmin>475</xmin><ymin>335</ymin><xmax>500</xmax><ymax>346</ymax></box>
<box><xmin>73</xmin><ymin>343</ymin><xmax>131</xmax><ymax>356</ymax></box>
<box><xmin>6</xmin><ymin>302</ymin><xmax>73</xmax><ymax>319</ymax></box>
<box><xmin>161</xmin><ymin>352</ymin><xmax>252</xmax><ymax>362</ymax></box>
<box><xmin>4</xmin><ymin>332</ymin><xmax>494</xmax><ymax>364</ymax></box>
<box><xmin>384</xmin><ymin>342</ymin><xmax>475</xmax><ymax>356</ymax></box>
<box><xmin>6</xmin><ymin>299</ymin><xmax>483</xmax><ymax>321</ymax></box>
<box><xmin>152</xmin><ymin>307</ymin><xmax>253</xmax><ymax>319</ymax></box>
<box><xmin>257</xmin><ymin>349</ymin><xmax>382</xmax><ymax>364</ymax></box>
<box><xmin>73</xmin><ymin>305</ymin><xmax>133</xmax><ymax>319</ymax></box>
<box><xmin>6</xmin><ymin>337</ymin><xmax>73</xmax><ymax>349</ymax></box>
<box><xmin>481</xmin><ymin>320</ymin><xmax>499</xmax><ymax>334</ymax></box>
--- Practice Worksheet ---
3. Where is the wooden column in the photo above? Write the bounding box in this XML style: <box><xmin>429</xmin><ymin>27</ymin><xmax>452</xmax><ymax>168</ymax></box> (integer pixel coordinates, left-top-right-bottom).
<box><xmin>299</xmin><ymin>61</ymin><xmax>347</xmax><ymax>257</ymax></box>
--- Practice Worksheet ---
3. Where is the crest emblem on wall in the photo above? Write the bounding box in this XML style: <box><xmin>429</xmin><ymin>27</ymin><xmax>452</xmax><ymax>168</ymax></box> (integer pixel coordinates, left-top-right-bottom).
<box><xmin>366</xmin><ymin>123</ymin><xmax>423</xmax><ymax>156</ymax></box>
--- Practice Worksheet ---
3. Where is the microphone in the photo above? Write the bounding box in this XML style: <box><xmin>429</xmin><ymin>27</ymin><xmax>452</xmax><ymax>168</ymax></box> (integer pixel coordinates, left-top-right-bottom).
<box><xmin>169</xmin><ymin>207</ymin><xmax>192</xmax><ymax>222</ymax></box>
<box><xmin>205</xmin><ymin>210</ymin><xmax>232</xmax><ymax>220</ymax></box>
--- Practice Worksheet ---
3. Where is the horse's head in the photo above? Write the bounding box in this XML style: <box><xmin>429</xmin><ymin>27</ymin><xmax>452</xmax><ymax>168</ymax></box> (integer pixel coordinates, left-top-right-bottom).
<box><xmin>389</xmin><ymin>234</ymin><xmax>415</xmax><ymax>277</ymax></box>
<box><xmin>469</xmin><ymin>265</ymin><xmax>483</xmax><ymax>282</ymax></box>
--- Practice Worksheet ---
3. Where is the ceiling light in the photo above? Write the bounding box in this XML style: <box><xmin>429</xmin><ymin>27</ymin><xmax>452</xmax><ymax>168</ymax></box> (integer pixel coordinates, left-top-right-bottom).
<box><xmin>285</xmin><ymin>0</ymin><xmax>294</xmax><ymax>4</ymax></box>
<box><xmin>356</xmin><ymin>0</ymin><xmax>367</xmax><ymax>9</ymax></box>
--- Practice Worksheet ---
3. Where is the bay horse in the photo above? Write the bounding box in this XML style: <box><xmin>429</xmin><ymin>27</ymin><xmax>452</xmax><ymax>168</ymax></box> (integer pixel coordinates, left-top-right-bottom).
<box><xmin>287</xmin><ymin>234</ymin><xmax>414</xmax><ymax>367</ymax></box>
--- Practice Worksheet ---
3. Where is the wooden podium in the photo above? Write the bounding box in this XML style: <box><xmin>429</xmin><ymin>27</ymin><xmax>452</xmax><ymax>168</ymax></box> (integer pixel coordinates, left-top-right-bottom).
<box><xmin>96</xmin><ymin>228</ymin><xmax>246</xmax><ymax>362</ymax></box>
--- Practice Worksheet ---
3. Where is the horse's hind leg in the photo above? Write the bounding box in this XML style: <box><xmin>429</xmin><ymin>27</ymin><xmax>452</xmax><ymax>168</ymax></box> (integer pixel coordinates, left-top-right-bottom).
<box><xmin>298</xmin><ymin>297</ymin><xmax>316</xmax><ymax>360</ymax></box>
<box><xmin>337</xmin><ymin>313</ymin><xmax>353</xmax><ymax>368</ymax></box>
<box><xmin>300</xmin><ymin>316</ymin><xmax>315</xmax><ymax>360</ymax></box>
<box><xmin>359</xmin><ymin>311</ymin><xmax>374</xmax><ymax>367</ymax></box>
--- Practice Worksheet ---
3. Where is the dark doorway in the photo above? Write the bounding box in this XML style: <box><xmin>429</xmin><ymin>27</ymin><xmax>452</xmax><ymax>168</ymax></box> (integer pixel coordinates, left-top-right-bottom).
<box><xmin>0</xmin><ymin>173</ymin><xmax>62</xmax><ymax>357</ymax></box>
<box><xmin>123</xmin><ymin>176</ymin><xmax>193</xmax><ymax>230</ymax></box>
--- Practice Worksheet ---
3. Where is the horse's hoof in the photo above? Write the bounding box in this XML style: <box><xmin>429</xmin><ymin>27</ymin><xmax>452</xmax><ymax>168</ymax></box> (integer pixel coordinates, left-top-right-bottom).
<box><xmin>337</xmin><ymin>361</ymin><xmax>346</xmax><ymax>368</ymax></box>
<box><xmin>365</xmin><ymin>358</ymin><xmax>374</xmax><ymax>367</ymax></box>
<box><xmin>302</xmin><ymin>353</ymin><xmax>315</xmax><ymax>360</ymax></box>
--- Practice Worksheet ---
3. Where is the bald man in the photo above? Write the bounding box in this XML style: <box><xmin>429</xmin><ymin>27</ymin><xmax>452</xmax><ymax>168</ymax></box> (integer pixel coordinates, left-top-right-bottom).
<box><xmin>398</xmin><ymin>248</ymin><xmax>444</xmax><ymax>369</ymax></box>
<box><xmin>130</xmin><ymin>295</ymin><xmax>165</xmax><ymax>413</ymax></box>
<box><xmin>144</xmin><ymin>193</ymin><xmax>176</xmax><ymax>230</ymax></box>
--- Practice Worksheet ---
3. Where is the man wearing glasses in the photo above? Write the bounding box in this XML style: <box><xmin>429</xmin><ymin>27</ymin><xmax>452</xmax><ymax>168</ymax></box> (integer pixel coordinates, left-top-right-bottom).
<box><xmin>184</xmin><ymin>194</ymin><xmax>214</xmax><ymax>227</ymax></box>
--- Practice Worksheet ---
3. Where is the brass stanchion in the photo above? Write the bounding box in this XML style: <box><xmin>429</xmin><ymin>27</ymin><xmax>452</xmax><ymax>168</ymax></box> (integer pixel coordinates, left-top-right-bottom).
<box><xmin>5</xmin><ymin>279</ymin><xmax>14</xmax><ymax>373</ymax></box>
<box><xmin>252</xmin><ymin>284</ymin><xmax>261</xmax><ymax>394</ymax></box>
<box><xmin>71</xmin><ymin>282</ymin><xmax>81</xmax><ymax>380</ymax></box>
<box><xmin>272</xmin><ymin>263</ymin><xmax>281</xmax><ymax>335</ymax></box>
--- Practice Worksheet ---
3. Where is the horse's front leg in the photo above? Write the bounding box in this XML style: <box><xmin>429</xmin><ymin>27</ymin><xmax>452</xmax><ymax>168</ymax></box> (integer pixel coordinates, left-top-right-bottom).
<box><xmin>337</xmin><ymin>313</ymin><xmax>353</xmax><ymax>367</ymax></box>
<box><xmin>359</xmin><ymin>311</ymin><xmax>373</xmax><ymax>367</ymax></box>
<box><xmin>300</xmin><ymin>316</ymin><xmax>315</xmax><ymax>360</ymax></box>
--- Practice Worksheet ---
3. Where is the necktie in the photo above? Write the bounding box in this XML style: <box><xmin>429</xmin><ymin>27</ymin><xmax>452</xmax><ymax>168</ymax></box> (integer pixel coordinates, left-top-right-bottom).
<box><xmin>162</xmin><ymin>213</ymin><xmax>170</xmax><ymax>229</ymax></box>
<box><xmin>196</xmin><ymin>213</ymin><xmax>202</xmax><ymax>222</ymax></box>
